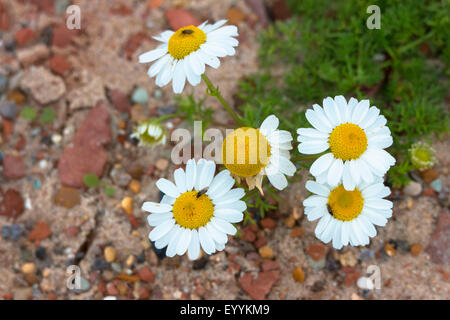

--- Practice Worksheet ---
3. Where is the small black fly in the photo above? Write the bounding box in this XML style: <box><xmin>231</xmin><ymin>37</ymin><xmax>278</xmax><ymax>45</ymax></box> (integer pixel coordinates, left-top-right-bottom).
<box><xmin>196</xmin><ymin>188</ymin><xmax>208</xmax><ymax>198</ymax></box>
<box><xmin>182</xmin><ymin>29</ymin><xmax>194</xmax><ymax>34</ymax></box>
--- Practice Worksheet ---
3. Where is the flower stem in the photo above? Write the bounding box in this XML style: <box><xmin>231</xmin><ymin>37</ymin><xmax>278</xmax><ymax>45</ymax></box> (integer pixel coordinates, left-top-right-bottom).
<box><xmin>155</xmin><ymin>113</ymin><xmax>184</xmax><ymax>123</ymax></box>
<box><xmin>201</xmin><ymin>73</ymin><xmax>244</xmax><ymax>126</ymax></box>
<box><xmin>291</xmin><ymin>152</ymin><xmax>328</xmax><ymax>162</ymax></box>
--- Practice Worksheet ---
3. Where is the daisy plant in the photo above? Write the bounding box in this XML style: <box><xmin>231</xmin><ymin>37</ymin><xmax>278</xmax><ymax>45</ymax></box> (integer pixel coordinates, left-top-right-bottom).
<box><xmin>143</xmin><ymin>159</ymin><xmax>245</xmax><ymax>260</ymax></box>
<box><xmin>303</xmin><ymin>178</ymin><xmax>393</xmax><ymax>249</ymax></box>
<box><xmin>297</xmin><ymin>96</ymin><xmax>396</xmax><ymax>191</ymax></box>
<box><xmin>138</xmin><ymin>18</ymin><xmax>398</xmax><ymax>256</ymax></box>
<box><xmin>131</xmin><ymin>118</ymin><xmax>167</xmax><ymax>147</ymax></box>
<box><xmin>139</xmin><ymin>19</ymin><xmax>242</xmax><ymax>124</ymax></box>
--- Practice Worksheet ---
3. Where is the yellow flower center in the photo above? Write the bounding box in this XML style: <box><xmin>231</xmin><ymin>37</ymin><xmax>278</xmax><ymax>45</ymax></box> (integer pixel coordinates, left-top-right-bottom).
<box><xmin>172</xmin><ymin>191</ymin><xmax>214</xmax><ymax>229</ymax></box>
<box><xmin>327</xmin><ymin>185</ymin><xmax>364</xmax><ymax>221</ymax></box>
<box><xmin>329</xmin><ymin>123</ymin><xmax>367</xmax><ymax>161</ymax></box>
<box><xmin>168</xmin><ymin>25</ymin><xmax>207</xmax><ymax>60</ymax></box>
<box><xmin>222</xmin><ymin>127</ymin><xmax>271</xmax><ymax>177</ymax></box>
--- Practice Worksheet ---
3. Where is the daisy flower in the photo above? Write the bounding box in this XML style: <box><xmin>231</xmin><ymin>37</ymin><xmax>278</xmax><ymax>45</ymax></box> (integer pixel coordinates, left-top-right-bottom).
<box><xmin>222</xmin><ymin>115</ymin><xmax>296</xmax><ymax>194</ymax></box>
<box><xmin>130</xmin><ymin>119</ymin><xmax>166</xmax><ymax>147</ymax></box>
<box><xmin>138</xmin><ymin>20</ymin><xmax>238</xmax><ymax>94</ymax></box>
<box><xmin>408</xmin><ymin>141</ymin><xmax>436</xmax><ymax>170</ymax></box>
<box><xmin>303</xmin><ymin>178</ymin><xmax>393</xmax><ymax>249</ymax></box>
<box><xmin>297</xmin><ymin>96</ymin><xmax>396</xmax><ymax>191</ymax></box>
<box><xmin>142</xmin><ymin>159</ymin><xmax>245</xmax><ymax>260</ymax></box>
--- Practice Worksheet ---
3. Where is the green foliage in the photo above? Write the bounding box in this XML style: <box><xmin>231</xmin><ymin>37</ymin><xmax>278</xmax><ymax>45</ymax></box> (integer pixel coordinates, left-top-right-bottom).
<box><xmin>39</xmin><ymin>107</ymin><xmax>56</xmax><ymax>124</ymax></box>
<box><xmin>104</xmin><ymin>186</ymin><xmax>115</xmax><ymax>197</ymax></box>
<box><xmin>238</xmin><ymin>0</ymin><xmax>449</xmax><ymax>189</ymax></box>
<box><xmin>176</xmin><ymin>94</ymin><xmax>213</xmax><ymax>129</ymax></box>
<box><xmin>20</xmin><ymin>106</ymin><xmax>37</xmax><ymax>121</ymax></box>
<box><xmin>83</xmin><ymin>173</ymin><xmax>100</xmax><ymax>188</ymax></box>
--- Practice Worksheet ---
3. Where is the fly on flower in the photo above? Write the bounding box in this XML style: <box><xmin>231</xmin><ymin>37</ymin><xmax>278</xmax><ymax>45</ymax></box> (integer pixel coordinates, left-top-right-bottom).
<box><xmin>303</xmin><ymin>178</ymin><xmax>393</xmax><ymax>249</ymax></box>
<box><xmin>297</xmin><ymin>96</ymin><xmax>396</xmax><ymax>191</ymax></box>
<box><xmin>142</xmin><ymin>159</ymin><xmax>246</xmax><ymax>260</ymax></box>
<box><xmin>139</xmin><ymin>20</ymin><xmax>239</xmax><ymax>94</ymax></box>
<box><xmin>222</xmin><ymin>115</ymin><xmax>296</xmax><ymax>194</ymax></box>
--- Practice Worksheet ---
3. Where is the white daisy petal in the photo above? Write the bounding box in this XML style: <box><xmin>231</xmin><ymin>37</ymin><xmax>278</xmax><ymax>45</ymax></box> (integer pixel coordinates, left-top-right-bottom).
<box><xmin>298</xmin><ymin>141</ymin><xmax>329</xmax><ymax>154</ymax></box>
<box><xmin>352</xmin><ymin>99</ymin><xmax>370</xmax><ymax>124</ymax></box>
<box><xmin>306</xmin><ymin>206</ymin><xmax>327</xmax><ymax>221</ymax></box>
<box><xmin>187</xmin><ymin>230</ymin><xmax>200</xmax><ymax>260</ymax></box>
<box><xmin>176</xmin><ymin>228</ymin><xmax>192</xmax><ymax>255</ymax></box>
<box><xmin>267</xmin><ymin>172</ymin><xmax>288</xmax><ymax>190</ymax></box>
<box><xmin>341</xmin><ymin>221</ymin><xmax>350</xmax><ymax>246</ymax></box>
<box><xmin>315</xmin><ymin>213</ymin><xmax>332</xmax><ymax>237</ymax></box>
<box><xmin>149</xmin><ymin>218</ymin><xmax>175</xmax><ymax>241</ymax></box>
<box><xmin>320</xmin><ymin>218</ymin><xmax>337</xmax><ymax>243</ymax></box>
<box><xmin>305</xmin><ymin>109</ymin><xmax>332</xmax><ymax>133</ymax></box>
<box><xmin>147</xmin><ymin>212</ymin><xmax>172</xmax><ymax>226</ymax></box>
<box><xmin>142</xmin><ymin>201</ymin><xmax>172</xmax><ymax>214</ymax></box>
<box><xmin>185</xmin><ymin>159</ymin><xmax>197</xmax><ymax>191</ymax></box>
<box><xmin>303</xmin><ymin>195</ymin><xmax>328</xmax><ymax>207</ymax></box>
<box><xmin>259</xmin><ymin>115</ymin><xmax>279</xmax><ymax>136</ymax></box>
<box><xmin>310</xmin><ymin>153</ymin><xmax>334</xmax><ymax>176</ymax></box>
<box><xmin>156</xmin><ymin>178</ymin><xmax>180</xmax><ymax>198</ymax></box>
<box><xmin>213</xmin><ymin>188</ymin><xmax>245</xmax><ymax>205</ymax></box>
<box><xmin>206</xmin><ymin>223</ymin><xmax>228</xmax><ymax>244</ymax></box>
<box><xmin>332</xmin><ymin>221</ymin><xmax>343</xmax><ymax>249</ymax></box>
<box><xmin>305</xmin><ymin>180</ymin><xmax>331</xmax><ymax>197</ymax></box>
<box><xmin>342</xmin><ymin>161</ymin><xmax>356</xmax><ymax>191</ymax></box>
<box><xmin>211</xmin><ymin>217</ymin><xmax>237</xmax><ymax>235</ymax></box>
<box><xmin>172</xmin><ymin>59</ymin><xmax>187</xmax><ymax>94</ymax></box>
<box><xmin>206</xmin><ymin>170</ymin><xmax>231</xmax><ymax>196</ymax></box>
<box><xmin>213</xmin><ymin>209</ymin><xmax>243</xmax><ymax>223</ymax></box>
<box><xmin>166</xmin><ymin>225</ymin><xmax>183</xmax><ymax>257</ymax></box>
<box><xmin>139</xmin><ymin>47</ymin><xmax>168</xmax><ymax>63</ymax></box>
<box><xmin>154</xmin><ymin>225</ymin><xmax>176</xmax><ymax>249</ymax></box>
<box><xmin>174</xmin><ymin>168</ymin><xmax>187</xmax><ymax>194</ymax></box>
<box><xmin>327</xmin><ymin>158</ymin><xmax>344</xmax><ymax>186</ymax></box>
<box><xmin>198</xmin><ymin>226</ymin><xmax>215</xmax><ymax>254</ymax></box>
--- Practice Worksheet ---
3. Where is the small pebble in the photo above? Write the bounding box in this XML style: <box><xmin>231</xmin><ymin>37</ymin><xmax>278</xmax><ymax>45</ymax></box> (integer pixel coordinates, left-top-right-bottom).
<box><xmin>104</xmin><ymin>246</ymin><xmax>117</xmax><ymax>263</ymax></box>
<box><xmin>79</xmin><ymin>277</ymin><xmax>91</xmax><ymax>292</ymax></box>
<box><xmin>284</xmin><ymin>216</ymin><xmax>296</xmax><ymax>228</ymax></box>
<box><xmin>403</xmin><ymin>181</ymin><xmax>422</xmax><ymax>197</ymax></box>
<box><xmin>0</xmin><ymin>100</ymin><xmax>19</xmax><ymax>119</ymax></box>
<box><xmin>339</xmin><ymin>251</ymin><xmax>357</xmax><ymax>267</ymax></box>
<box><xmin>121</xmin><ymin>197</ymin><xmax>133</xmax><ymax>214</ymax></box>
<box><xmin>410</xmin><ymin>244</ymin><xmax>422</xmax><ymax>256</ymax></box>
<box><xmin>0</xmin><ymin>76</ymin><xmax>8</xmax><ymax>94</ymax></box>
<box><xmin>35</xmin><ymin>247</ymin><xmax>46</xmax><ymax>260</ymax></box>
<box><xmin>356</xmin><ymin>276</ymin><xmax>374</xmax><ymax>290</ymax></box>
<box><xmin>51</xmin><ymin>134</ymin><xmax>62</xmax><ymax>145</ymax></box>
<box><xmin>155</xmin><ymin>158</ymin><xmax>169</xmax><ymax>171</ymax></box>
<box><xmin>258</xmin><ymin>245</ymin><xmax>274</xmax><ymax>259</ymax></box>
<box><xmin>154</xmin><ymin>89</ymin><xmax>163</xmax><ymax>99</ymax></box>
<box><xmin>384</xmin><ymin>243</ymin><xmax>396</xmax><ymax>257</ymax></box>
<box><xmin>430</xmin><ymin>178</ymin><xmax>442</xmax><ymax>193</ymax></box>
<box><xmin>125</xmin><ymin>255</ymin><xmax>135</xmax><ymax>266</ymax></box>
<box><xmin>21</xmin><ymin>262</ymin><xmax>36</xmax><ymax>274</ymax></box>
<box><xmin>292</xmin><ymin>267</ymin><xmax>305</xmax><ymax>283</ymax></box>
<box><xmin>2</xmin><ymin>224</ymin><xmax>24</xmax><ymax>240</ymax></box>
<box><xmin>92</xmin><ymin>258</ymin><xmax>110</xmax><ymax>271</ymax></box>
<box><xmin>129</xmin><ymin>180</ymin><xmax>141</xmax><ymax>194</ymax></box>
<box><xmin>132</xmin><ymin>87</ymin><xmax>149</xmax><ymax>105</ymax></box>
<box><xmin>111</xmin><ymin>262</ymin><xmax>122</xmax><ymax>273</ymax></box>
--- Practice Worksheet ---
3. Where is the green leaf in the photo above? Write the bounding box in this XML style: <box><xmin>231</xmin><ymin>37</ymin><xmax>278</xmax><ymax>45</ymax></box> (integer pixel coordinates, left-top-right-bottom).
<box><xmin>39</xmin><ymin>107</ymin><xmax>56</xmax><ymax>124</ymax></box>
<box><xmin>83</xmin><ymin>174</ymin><xmax>99</xmax><ymax>188</ymax></box>
<box><xmin>20</xmin><ymin>107</ymin><xmax>37</xmax><ymax>121</ymax></box>
<box><xmin>104</xmin><ymin>186</ymin><xmax>115</xmax><ymax>197</ymax></box>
